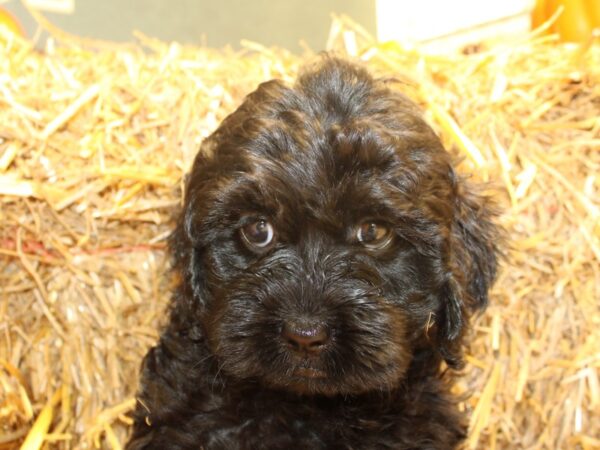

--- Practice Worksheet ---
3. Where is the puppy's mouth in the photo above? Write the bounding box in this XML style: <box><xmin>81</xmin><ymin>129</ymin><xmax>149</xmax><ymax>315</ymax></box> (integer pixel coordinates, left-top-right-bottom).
<box><xmin>277</xmin><ymin>364</ymin><xmax>334</xmax><ymax>395</ymax></box>
<box><xmin>292</xmin><ymin>366</ymin><xmax>327</xmax><ymax>379</ymax></box>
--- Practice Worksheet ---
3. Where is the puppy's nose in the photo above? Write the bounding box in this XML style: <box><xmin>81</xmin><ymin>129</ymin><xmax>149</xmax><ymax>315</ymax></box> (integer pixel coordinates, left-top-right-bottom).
<box><xmin>281</xmin><ymin>322</ymin><xmax>329</xmax><ymax>354</ymax></box>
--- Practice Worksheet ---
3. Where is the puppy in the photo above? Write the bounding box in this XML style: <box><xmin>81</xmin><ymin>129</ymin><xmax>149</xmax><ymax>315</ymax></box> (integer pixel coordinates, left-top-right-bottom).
<box><xmin>126</xmin><ymin>57</ymin><xmax>499</xmax><ymax>450</ymax></box>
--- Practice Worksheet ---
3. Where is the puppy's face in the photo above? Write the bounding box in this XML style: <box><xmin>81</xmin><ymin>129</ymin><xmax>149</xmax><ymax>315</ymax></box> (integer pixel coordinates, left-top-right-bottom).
<box><xmin>173</xmin><ymin>59</ymin><xmax>498</xmax><ymax>396</ymax></box>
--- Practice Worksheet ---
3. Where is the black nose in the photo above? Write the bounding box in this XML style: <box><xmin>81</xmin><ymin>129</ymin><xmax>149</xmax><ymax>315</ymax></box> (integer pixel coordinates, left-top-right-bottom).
<box><xmin>282</xmin><ymin>322</ymin><xmax>329</xmax><ymax>354</ymax></box>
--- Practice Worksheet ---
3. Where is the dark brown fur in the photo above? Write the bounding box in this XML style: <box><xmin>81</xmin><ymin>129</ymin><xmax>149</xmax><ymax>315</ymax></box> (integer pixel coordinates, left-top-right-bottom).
<box><xmin>126</xmin><ymin>58</ymin><xmax>499</xmax><ymax>450</ymax></box>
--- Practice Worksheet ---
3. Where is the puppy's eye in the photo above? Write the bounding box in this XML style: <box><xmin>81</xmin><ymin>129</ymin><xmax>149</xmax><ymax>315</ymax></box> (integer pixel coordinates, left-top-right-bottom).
<box><xmin>240</xmin><ymin>219</ymin><xmax>275</xmax><ymax>249</ymax></box>
<box><xmin>356</xmin><ymin>222</ymin><xmax>393</xmax><ymax>249</ymax></box>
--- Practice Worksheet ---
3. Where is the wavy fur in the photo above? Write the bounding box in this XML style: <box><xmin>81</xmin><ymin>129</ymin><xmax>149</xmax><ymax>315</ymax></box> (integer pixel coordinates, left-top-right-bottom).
<box><xmin>126</xmin><ymin>57</ymin><xmax>499</xmax><ymax>450</ymax></box>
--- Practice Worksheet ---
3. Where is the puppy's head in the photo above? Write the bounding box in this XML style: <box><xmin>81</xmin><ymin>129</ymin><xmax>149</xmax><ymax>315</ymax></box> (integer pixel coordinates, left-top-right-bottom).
<box><xmin>171</xmin><ymin>58</ymin><xmax>498</xmax><ymax>395</ymax></box>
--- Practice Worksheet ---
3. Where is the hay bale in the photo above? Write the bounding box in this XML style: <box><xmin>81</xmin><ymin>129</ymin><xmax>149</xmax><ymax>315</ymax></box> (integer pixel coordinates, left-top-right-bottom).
<box><xmin>0</xmin><ymin>16</ymin><xmax>598</xmax><ymax>450</ymax></box>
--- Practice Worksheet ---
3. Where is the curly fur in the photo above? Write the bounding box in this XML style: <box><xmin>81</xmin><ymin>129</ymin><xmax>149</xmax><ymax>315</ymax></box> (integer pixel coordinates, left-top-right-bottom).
<box><xmin>126</xmin><ymin>57</ymin><xmax>499</xmax><ymax>450</ymax></box>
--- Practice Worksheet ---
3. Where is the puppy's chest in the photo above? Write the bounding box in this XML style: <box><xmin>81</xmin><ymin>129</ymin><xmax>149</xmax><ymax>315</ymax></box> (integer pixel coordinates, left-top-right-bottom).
<box><xmin>196</xmin><ymin>393</ymin><xmax>455</xmax><ymax>450</ymax></box>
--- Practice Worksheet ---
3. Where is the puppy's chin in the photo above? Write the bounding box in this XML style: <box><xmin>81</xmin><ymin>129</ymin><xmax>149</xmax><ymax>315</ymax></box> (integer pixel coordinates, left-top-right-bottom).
<box><xmin>270</xmin><ymin>377</ymin><xmax>347</xmax><ymax>397</ymax></box>
<box><xmin>258</xmin><ymin>360</ymin><xmax>409</xmax><ymax>396</ymax></box>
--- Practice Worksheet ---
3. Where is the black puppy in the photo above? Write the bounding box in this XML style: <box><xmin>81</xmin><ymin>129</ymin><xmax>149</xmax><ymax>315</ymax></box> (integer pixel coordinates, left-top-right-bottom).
<box><xmin>126</xmin><ymin>57</ymin><xmax>499</xmax><ymax>450</ymax></box>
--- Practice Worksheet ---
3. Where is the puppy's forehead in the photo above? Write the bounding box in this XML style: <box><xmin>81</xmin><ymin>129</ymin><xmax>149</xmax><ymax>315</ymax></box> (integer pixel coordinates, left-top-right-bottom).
<box><xmin>240</xmin><ymin>108</ymin><xmax>440</xmax><ymax>204</ymax></box>
<box><xmin>235</xmin><ymin>128</ymin><xmax>435</xmax><ymax>238</ymax></box>
<box><xmin>197</xmin><ymin>59</ymin><xmax>452</xmax><ymax>225</ymax></box>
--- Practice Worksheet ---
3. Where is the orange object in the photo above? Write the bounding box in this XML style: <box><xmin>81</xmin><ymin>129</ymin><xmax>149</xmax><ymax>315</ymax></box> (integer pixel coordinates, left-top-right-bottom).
<box><xmin>588</xmin><ymin>0</ymin><xmax>600</xmax><ymax>25</ymax></box>
<box><xmin>0</xmin><ymin>7</ymin><xmax>25</xmax><ymax>37</ymax></box>
<box><xmin>532</xmin><ymin>0</ymin><xmax>600</xmax><ymax>42</ymax></box>
<box><xmin>532</xmin><ymin>0</ymin><xmax>550</xmax><ymax>29</ymax></box>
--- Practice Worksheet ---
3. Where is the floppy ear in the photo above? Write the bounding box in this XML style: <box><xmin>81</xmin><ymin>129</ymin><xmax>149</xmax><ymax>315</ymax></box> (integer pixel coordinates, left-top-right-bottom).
<box><xmin>167</xmin><ymin>175</ymin><xmax>212</xmax><ymax>318</ymax></box>
<box><xmin>437</xmin><ymin>171</ymin><xmax>500</xmax><ymax>367</ymax></box>
<box><xmin>168</xmin><ymin>148</ymin><xmax>216</xmax><ymax>318</ymax></box>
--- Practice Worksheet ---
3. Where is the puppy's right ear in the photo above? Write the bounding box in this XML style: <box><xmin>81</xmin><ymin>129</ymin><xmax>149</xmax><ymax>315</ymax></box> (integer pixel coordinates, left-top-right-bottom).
<box><xmin>169</xmin><ymin>155</ymin><xmax>213</xmax><ymax>313</ymax></box>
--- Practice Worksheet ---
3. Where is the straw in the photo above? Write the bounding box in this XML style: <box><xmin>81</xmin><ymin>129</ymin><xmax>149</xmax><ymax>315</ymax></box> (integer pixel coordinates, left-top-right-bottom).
<box><xmin>1</xmin><ymin>12</ymin><xmax>599</xmax><ymax>450</ymax></box>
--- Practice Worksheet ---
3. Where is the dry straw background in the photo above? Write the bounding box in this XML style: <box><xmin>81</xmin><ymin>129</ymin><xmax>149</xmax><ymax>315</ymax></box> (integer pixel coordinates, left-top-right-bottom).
<box><xmin>1</xmin><ymin>14</ymin><xmax>599</xmax><ymax>450</ymax></box>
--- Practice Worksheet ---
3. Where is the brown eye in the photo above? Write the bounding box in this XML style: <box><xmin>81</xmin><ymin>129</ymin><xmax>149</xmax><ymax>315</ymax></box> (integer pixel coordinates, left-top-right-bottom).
<box><xmin>356</xmin><ymin>222</ymin><xmax>393</xmax><ymax>249</ymax></box>
<box><xmin>240</xmin><ymin>219</ymin><xmax>275</xmax><ymax>249</ymax></box>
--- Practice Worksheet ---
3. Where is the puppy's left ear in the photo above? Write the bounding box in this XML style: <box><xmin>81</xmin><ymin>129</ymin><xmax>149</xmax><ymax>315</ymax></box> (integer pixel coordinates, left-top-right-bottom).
<box><xmin>438</xmin><ymin>169</ymin><xmax>500</xmax><ymax>367</ymax></box>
